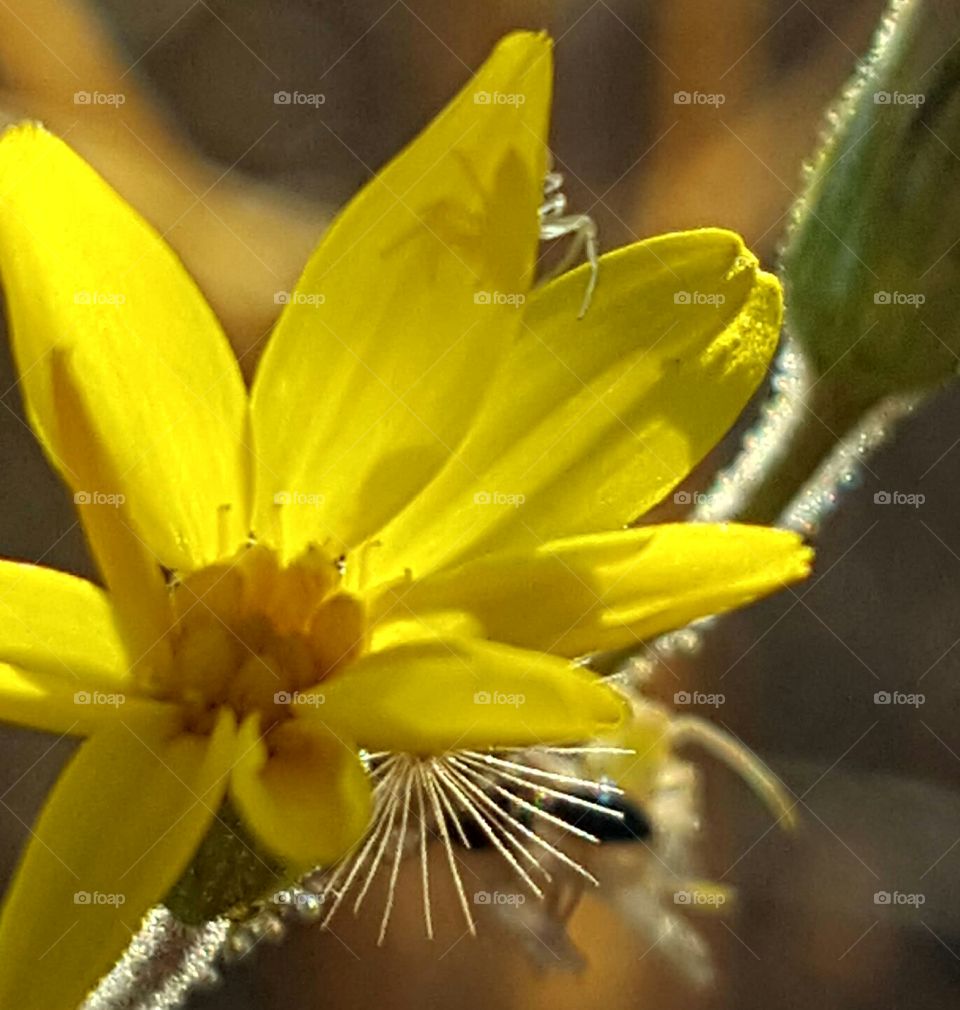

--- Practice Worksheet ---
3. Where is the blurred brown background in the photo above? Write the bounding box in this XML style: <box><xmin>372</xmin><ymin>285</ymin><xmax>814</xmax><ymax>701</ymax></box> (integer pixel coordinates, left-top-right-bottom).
<box><xmin>2</xmin><ymin>1</ymin><xmax>960</xmax><ymax>1008</ymax></box>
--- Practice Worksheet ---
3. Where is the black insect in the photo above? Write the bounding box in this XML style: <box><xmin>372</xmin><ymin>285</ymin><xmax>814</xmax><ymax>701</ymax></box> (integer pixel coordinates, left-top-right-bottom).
<box><xmin>455</xmin><ymin>786</ymin><xmax>652</xmax><ymax>849</ymax></box>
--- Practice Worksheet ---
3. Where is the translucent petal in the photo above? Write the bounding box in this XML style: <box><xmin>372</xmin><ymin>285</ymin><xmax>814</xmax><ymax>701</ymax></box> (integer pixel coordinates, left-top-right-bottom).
<box><xmin>369</xmin><ymin>230</ymin><xmax>782</xmax><ymax>583</ymax></box>
<box><xmin>251</xmin><ymin>33</ymin><xmax>551</xmax><ymax>560</ymax></box>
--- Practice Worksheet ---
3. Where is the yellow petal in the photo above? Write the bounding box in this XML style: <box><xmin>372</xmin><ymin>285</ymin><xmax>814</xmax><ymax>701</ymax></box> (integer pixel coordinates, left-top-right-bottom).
<box><xmin>49</xmin><ymin>349</ymin><xmax>170</xmax><ymax>658</ymax></box>
<box><xmin>0</xmin><ymin>661</ymin><xmax>173</xmax><ymax>736</ymax></box>
<box><xmin>310</xmin><ymin>638</ymin><xmax>627</xmax><ymax>753</ymax></box>
<box><xmin>370</xmin><ymin>230</ymin><xmax>783</xmax><ymax>581</ymax></box>
<box><xmin>251</xmin><ymin>32</ymin><xmax>551</xmax><ymax>560</ymax></box>
<box><xmin>0</xmin><ymin>123</ymin><xmax>249</xmax><ymax>572</ymax></box>
<box><xmin>230</xmin><ymin>715</ymin><xmax>371</xmax><ymax>869</ymax></box>
<box><xmin>373</xmin><ymin>523</ymin><xmax>812</xmax><ymax>657</ymax></box>
<box><xmin>0</xmin><ymin>559</ymin><xmax>126</xmax><ymax>686</ymax></box>
<box><xmin>0</xmin><ymin>707</ymin><xmax>236</xmax><ymax>1010</ymax></box>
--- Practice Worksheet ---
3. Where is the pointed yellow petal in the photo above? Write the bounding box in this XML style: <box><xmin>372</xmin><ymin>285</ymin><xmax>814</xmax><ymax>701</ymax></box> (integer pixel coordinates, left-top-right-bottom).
<box><xmin>49</xmin><ymin>349</ymin><xmax>170</xmax><ymax>657</ymax></box>
<box><xmin>311</xmin><ymin>639</ymin><xmax>626</xmax><ymax>753</ymax></box>
<box><xmin>371</xmin><ymin>230</ymin><xmax>783</xmax><ymax>581</ymax></box>
<box><xmin>0</xmin><ymin>707</ymin><xmax>236</xmax><ymax>1010</ymax></box>
<box><xmin>0</xmin><ymin>123</ymin><xmax>249</xmax><ymax>571</ymax></box>
<box><xmin>0</xmin><ymin>661</ymin><xmax>173</xmax><ymax>736</ymax></box>
<box><xmin>374</xmin><ymin>524</ymin><xmax>811</xmax><ymax>658</ymax></box>
<box><xmin>251</xmin><ymin>32</ymin><xmax>551</xmax><ymax>559</ymax></box>
<box><xmin>230</xmin><ymin>716</ymin><xmax>370</xmax><ymax>869</ymax></box>
<box><xmin>0</xmin><ymin>560</ymin><xmax>126</xmax><ymax>685</ymax></box>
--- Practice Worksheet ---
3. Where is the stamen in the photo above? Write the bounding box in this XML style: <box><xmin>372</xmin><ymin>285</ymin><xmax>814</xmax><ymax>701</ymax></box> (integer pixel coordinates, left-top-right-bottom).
<box><xmin>316</xmin><ymin>747</ymin><xmax>623</xmax><ymax>941</ymax></box>
<box><xmin>447</xmin><ymin>760</ymin><xmax>599</xmax><ymax>886</ymax></box>
<box><xmin>351</xmin><ymin>774</ymin><xmax>403</xmax><ymax>916</ymax></box>
<box><xmin>414</xmin><ymin>765</ymin><xmax>433</xmax><ymax>940</ymax></box>
<box><xmin>421</xmin><ymin>760</ymin><xmax>475</xmax><ymax>935</ymax></box>
<box><xmin>463</xmin><ymin>751</ymin><xmax>627</xmax><ymax>795</ymax></box>
<box><xmin>438</xmin><ymin>762</ymin><xmax>551</xmax><ymax>886</ymax></box>
<box><xmin>377</xmin><ymin>769</ymin><xmax>413</xmax><ymax>944</ymax></box>
<box><xmin>431</xmin><ymin>762</ymin><xmax>545</xmax><ymax>899</ymax></box>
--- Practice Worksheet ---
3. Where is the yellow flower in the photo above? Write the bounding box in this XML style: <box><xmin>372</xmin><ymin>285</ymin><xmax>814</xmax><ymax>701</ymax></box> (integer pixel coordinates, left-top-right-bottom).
<box><xmin>0</xmin><ymin>32</ymin><xmax>809</xmax><ymax>1010</ymax></box>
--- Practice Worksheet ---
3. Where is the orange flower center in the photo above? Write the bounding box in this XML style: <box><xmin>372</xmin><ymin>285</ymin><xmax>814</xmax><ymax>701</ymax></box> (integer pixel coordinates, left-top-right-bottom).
<box><xmin>141</xmin><ymin>544</ymin><xmax>366</xmax><ymax>733</ymax></box>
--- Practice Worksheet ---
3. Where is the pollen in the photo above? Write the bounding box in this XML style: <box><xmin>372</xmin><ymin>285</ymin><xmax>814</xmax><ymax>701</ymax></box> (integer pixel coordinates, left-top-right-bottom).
<box><xmin>141</xmin><ymin>544</ymin><xmax>367</xmax><ymax>733</ymax></box>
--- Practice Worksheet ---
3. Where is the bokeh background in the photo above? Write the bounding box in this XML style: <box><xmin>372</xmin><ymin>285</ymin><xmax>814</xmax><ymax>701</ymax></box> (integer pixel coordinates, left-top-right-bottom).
<box><xmin>1</xmin><ymin>1</ymin><xmax>959</xmax><ymax>1007</ymax></box>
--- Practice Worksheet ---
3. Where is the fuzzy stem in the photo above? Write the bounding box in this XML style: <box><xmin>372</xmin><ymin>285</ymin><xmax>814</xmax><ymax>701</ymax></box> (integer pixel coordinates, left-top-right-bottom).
<box><xmin>731</xmin><ymin>374</ymin><xmax>880</xmax><ymax>526</ymax></box>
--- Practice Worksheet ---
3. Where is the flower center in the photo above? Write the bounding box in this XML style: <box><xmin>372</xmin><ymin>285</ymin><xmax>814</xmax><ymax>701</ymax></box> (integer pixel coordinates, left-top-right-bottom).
<box><xmin>141</xmin><ymin>544</ymin><xmax>366</xmax><ymax>733</ymax></box>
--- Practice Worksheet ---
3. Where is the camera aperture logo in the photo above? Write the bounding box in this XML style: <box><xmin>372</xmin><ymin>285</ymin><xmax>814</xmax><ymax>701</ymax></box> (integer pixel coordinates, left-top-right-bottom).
<box><xmin>674</xmin><ymin>690</ymin><xmax>725</xmax><ymax>708</ymax></box>
<box><xmin>473</xmin><ymin>690</ymin><xmax>525</xmax><ymax>708</ymax></box>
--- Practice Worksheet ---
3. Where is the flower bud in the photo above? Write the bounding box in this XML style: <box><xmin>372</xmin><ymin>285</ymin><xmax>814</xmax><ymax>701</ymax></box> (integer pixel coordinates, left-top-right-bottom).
<box><xmin>781</xmin><ymin>0</ymin><xmax>960</xmax><ymax>403</ymax></box>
